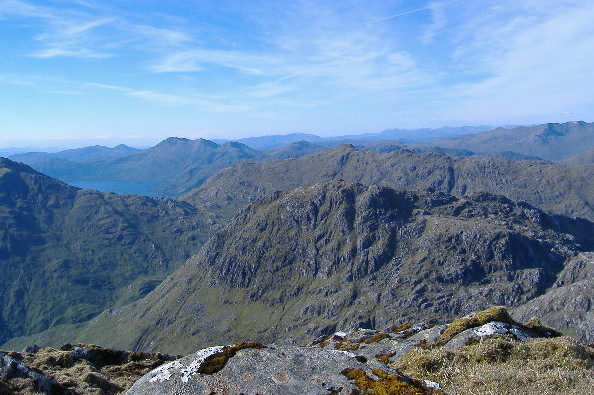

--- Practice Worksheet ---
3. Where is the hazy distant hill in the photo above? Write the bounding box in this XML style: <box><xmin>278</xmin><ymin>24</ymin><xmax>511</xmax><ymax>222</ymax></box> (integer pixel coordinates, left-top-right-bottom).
<box><xmin>349</xmin><ymin>125</ymin><xmax>492</xmax><ymax>144</ymax></box>
<box><xmin>183</xmin><ymin>145</ymin><xmax>594</xmax><ymax>223</ymax></box>
<box><xmin>8</xmin><ymin>122</ymin><xmax>589</xmax><ymax>198</ymax></box>
<box><xmin>9</xmin><ymin>144</ymin><xmax>140</xmax><ymax>165</ymax></box>
<box><xmin>435</xmin><ymin>121</ymin><xmax>594</xmax><ymax>161</ymax></box>
<box><xmin>13</xmin><ymin>181</ymin><xmax>592</xmax><ymax>353</ymax></box>
<box><xmin>0</xmin><ymin>158</ymin><xmax>212</xmax><ymax>345</ymax></box>
<box><xmin>227</xmin><ymin>133</ymin><xmax>323</xmax><ymax>150</ymax></box>
<box><xmin>221</xmin><ymin>126</ymin><xmax>491</xmax><ymax>149</ymax></box>
<box><xmin>263</xmin><ymin>140</ymin><xmax>326</xmax><ymax>159</ymax></box>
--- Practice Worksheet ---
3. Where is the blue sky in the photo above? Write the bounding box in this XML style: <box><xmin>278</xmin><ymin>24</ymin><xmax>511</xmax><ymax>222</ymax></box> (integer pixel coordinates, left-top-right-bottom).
<box><xmin>1</xmin><ymin>0</ymin><xmax>594</xmax><ymax>148</ymax></box>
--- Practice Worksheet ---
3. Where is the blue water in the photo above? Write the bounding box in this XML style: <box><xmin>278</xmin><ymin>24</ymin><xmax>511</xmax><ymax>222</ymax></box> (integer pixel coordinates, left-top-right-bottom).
<box><xmin>66</xmin><ymin>179</ymin><xmax>166</xmax><ymax>196</ymax></box>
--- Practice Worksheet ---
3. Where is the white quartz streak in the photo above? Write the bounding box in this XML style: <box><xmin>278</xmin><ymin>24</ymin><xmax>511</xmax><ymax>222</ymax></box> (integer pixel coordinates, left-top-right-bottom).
<box><xmin>148</xmin><ymin>346</ymin><xmax>225</xmax><ymax>383</ymax></box>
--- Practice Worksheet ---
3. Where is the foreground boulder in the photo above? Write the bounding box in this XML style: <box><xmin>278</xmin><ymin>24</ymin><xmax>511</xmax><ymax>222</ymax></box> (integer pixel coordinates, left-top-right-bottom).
<box><xmin>127</xmin><ymin>342</ymin><xmax>443</xmax><ymax>394</ymax></box>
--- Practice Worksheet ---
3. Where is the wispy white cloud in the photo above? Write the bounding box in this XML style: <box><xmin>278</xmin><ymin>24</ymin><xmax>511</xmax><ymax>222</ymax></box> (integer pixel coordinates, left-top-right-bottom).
<box><xmin>0</xmin><ymin>73</ymin><xmax>35</xmax><ymax>86</ymax></box>
<box><xmin>374</xmin><ymin>0</ymin><xmax>462</xmax><ymax>23</ymax></box>
<box><xmin>147</xmin><ymin>0</ymin><xmax>431</xmax><ymax>102</ymax></box>
<box><xmin>3</xmin><ymin>0</ymin><xmax>594</xmax><ymax>136</ymax></box>
<box><xmin>85</xmin><ymin>81</ymin><xmax>252</xmax><ymax>112</ymax></box>
<box><xmin>421</xmin><ymin>1</ymin><xmax>450</xmax><ymax>43</ymax></box>
<box><xmin>439</xmin><ymin>0</ymin><xmax>594</xmax><ymax>122</ymax></box>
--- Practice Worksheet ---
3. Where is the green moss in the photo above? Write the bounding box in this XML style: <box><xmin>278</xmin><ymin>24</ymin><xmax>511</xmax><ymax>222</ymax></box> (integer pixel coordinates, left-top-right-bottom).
<box><xmin>362</xmin><ymin>333</ymin><xmax>390</xmax><ymax>344</ymax></box>
<box><xmin>197</xmin><ymin>342</ymin><xmax>266</xmax><ymax>375</ymax></box>
<box><xmin>391</xmin><ymin>323</ymin><xmax>412</xmax><ymax>333</ymax></box>
<box><xmin>341</xmin><ymin>367</ymin><xmax>442</xmax><ymax>394</ymax></box>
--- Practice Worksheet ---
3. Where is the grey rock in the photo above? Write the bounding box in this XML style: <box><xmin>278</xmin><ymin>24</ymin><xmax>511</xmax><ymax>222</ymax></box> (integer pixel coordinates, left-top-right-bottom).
<box><xmin>127</xmin><ymin>343</ymin><xmax>441</xmax><ymax>394</ymax></box>
<box><xmin>0</xmin><ymin>351</ymin><xmax>69</xmax><ymax>394</ymax></box>
<box><xmin>444</xmin><ymin>321</ymin><xmax>539</xmax><ymax>349</ymax></box>
<box><xmin>512</xmin><ymin>253</ymin><xmax>594</xmax><ymax>343</ymax></box>
<box><xmin>22</xmin><ymin>344</ymin><xmax>41</xmax><ymax>354</ymax></box>
<box><xmin>312</xmin><ymin>324</ymin><xmax>447</xmax><ymax>364</ymax></box>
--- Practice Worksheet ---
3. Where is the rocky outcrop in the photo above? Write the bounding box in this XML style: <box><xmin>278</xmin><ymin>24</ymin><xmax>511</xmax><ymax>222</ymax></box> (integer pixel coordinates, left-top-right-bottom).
<box><xmin>512</xmin><ymin>252</ymin><xmax>594</xmax><ymax>343</ymax></box>
<box><xmin>127</xmin><ymin>344</ymin><xmax>443</xmax><ymax>394</ymax></box>
<box><xmin>0</xmin><ymin>344</ymin><xmax>179</xmax><ymax>394</ymax></box>
<box><xmin>127</xmin><ymin>307</ymin><xmax>563</xmax><ymax>394</ymax></box>
<box><xmin>0</xmin><ymin>307</ymin><xmax>577</xmax><ymax>394</ymax></box>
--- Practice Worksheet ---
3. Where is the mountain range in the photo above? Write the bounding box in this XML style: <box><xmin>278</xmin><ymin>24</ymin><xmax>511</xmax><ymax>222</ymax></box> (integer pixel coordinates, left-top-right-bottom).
<box><xmin>185</xmin><ymin>144</ymin><xmax>594</xmax><ymax>223</ymax></box>
<box><xmin>7</xmin><ymin>121</ymin><xmax>594</xmax><ymax>198</ymax></box>
<box><xmin>1</xmin><ymin>120</ymin><xmax>594</xmax><ymax>369</ymax></box>
<box><xmin>434</xmin><ymin>121</ymin><xmax>594</xmax><ymax>161</ymax></box>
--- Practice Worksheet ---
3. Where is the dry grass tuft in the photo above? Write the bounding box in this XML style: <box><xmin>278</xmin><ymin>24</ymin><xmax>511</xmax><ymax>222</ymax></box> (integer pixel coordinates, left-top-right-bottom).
<box><xmin>393</xmin><ymin>336</ymin><xmax>594</xmax><ymax>395</ymax></box>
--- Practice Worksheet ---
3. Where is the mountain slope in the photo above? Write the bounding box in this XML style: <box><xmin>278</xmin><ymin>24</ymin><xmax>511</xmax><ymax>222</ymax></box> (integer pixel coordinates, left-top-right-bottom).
<box><xmin>0</xmin><ymin>158</ymin><xmax>212</xmax><ymax>345</ymax></box>
<box><xmin>435</xmin><ymin>121</ymin><xmax>594</xmax><ymax>161</ymax></box>
<box><xmin>183</xmin><ymin>145</ymin><xmax>594</xmax><ymax>222</ymax></box>
<box><xmin>22</xmin><ymin>181</ymin><xmax>592</xmax><ymax>353</ymax></box>
<box><xmin>564</xmin><ymin>147</ymin><xmax>594</xmax><ymax>164</ymax></box>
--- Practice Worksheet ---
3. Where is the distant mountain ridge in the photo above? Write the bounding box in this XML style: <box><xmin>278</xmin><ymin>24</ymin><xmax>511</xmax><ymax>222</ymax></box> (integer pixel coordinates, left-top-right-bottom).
<box><xmin>435</xmin><ymin>121</ymin><xmax>594</xmax><ymax>161</ymax></box>
<box><xmin>217</xmin><ymin>125</ymin><xmax>492</xmax><ymax>148</ymax></box>
<box><xmin>8</xmin><ymin>121</ymin><xmax>593</xmax><ymax>197</ymax></box>
<box><xmin>183</xmin><ymin>144</ymin><xmax>594</xmax><ymax>223</ymax></box>
<box><xmin>9</xmin><ymin>144</ymin><xmax>140</xmax><ymax>165</ymax></box>
<box><xmin>10</xmin><ymin>138</ymin><xmax>264</xmax><ymax>196</ymax></box>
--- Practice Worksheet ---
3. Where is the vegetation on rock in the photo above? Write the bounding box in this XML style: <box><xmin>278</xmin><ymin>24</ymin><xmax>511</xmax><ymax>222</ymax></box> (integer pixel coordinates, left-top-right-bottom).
<box><xmin>0</xmin><ymin>344</ymin><xmax>179</xmax><ymax>394</ymax></box>
<box><xmin>394</xmin><ymin>336</ymin><xmax>594</xmax><ymax>395</ymax></box>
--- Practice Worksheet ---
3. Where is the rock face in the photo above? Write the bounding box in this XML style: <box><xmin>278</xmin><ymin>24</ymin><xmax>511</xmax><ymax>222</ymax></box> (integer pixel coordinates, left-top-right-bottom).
<box><xmin>512</xmin><ymin>252</ymin><xmax>594</xmax><ymax>343</ymax></box>
<box><xmin>29</xmin><ymin>181</ymin><xmax>592</xmax><ymax>354</ymax></box>
<box><xmin>0</xmin><ymin>158</ymin><xmax>211</xmax><ymax>345</ymax></box>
